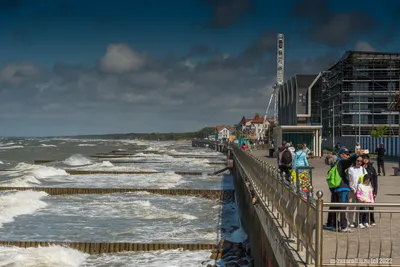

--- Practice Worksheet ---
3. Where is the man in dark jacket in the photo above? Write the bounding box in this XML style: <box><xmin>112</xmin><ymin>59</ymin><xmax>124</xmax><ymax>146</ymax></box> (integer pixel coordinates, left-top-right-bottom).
<box><xmin>325</xmin><ymin>147</ymin><xmax>362</xmax><ymax>232</ymax></box>
<box><xmin>375</xmin><ymin>143</ymin><xmax>386</xmax><ymax>176</ymax></box>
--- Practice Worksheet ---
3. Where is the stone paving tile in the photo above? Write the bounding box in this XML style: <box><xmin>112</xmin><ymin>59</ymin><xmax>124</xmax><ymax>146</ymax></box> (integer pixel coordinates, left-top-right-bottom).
<box><xmin>251</xmin><ymin>150</ymin><xmax>400</xmax><ymax>265</ymax></box>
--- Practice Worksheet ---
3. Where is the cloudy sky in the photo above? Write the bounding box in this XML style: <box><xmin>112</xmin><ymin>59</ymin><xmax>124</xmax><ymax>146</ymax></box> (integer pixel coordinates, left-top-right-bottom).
<box><xmin>0</xmin><ymin>0</ymin><xmax>399</xmax><ymax>136</ymax></box>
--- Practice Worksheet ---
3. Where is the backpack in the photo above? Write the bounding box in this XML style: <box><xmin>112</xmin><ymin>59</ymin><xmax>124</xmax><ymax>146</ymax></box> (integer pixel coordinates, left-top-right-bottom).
<box><xmin>326</xmin><ymin>163</ymin><xmax>342</xmax><ymax>188</ymax></box>
<box><xmin>281</xmin><ymin>149</ymin><xmax>292</xmax><ymax>165</ymax></box>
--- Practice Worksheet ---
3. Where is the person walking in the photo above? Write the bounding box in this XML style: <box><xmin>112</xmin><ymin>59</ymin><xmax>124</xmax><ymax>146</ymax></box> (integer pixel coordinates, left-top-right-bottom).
<box><xmin>303</xmin><ymin>143</ymin><xmax>311</xmax><ymax>159</ymax></box>
<box><xmin>276</xmin><ymin>142</ymin><xmax>292</xmax><ymax>180</ymax></box>
<box><xmin>293</xmin><ymin>144</ymin><xmax>310</xmax><ymax>191</ymax></box>
<box><xmin>355</xmin><ymin>142</ymin><xmax>361</xmax><ymax>155</ymax></box>
<box><xmin>324</xmin><ymin>147</ymin><xmax>363</xmax><ymax>232</ymax></box>
<box><xmin>293</xmin><ymin>144</ymin><xmax>309</xmax><ymax>170</ymax></box>
<box><xmin>375</xmin><ymin>143</ymin><xmax>386</xmax><ymax>176</ymax></box>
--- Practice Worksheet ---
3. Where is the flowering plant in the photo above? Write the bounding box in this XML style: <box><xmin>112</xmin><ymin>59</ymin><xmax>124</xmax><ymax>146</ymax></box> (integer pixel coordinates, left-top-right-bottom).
<box><xmin>298</xmin><ymin>170</ymin><xmax>311</xmax><ymax>192</ymax></box>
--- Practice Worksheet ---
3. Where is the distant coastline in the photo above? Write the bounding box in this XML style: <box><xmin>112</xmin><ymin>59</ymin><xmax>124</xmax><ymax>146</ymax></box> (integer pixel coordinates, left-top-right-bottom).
<box><xmin>55</xmin><ymin>127</ymin><xmax>216</xmax><ymax>141</ymax></box>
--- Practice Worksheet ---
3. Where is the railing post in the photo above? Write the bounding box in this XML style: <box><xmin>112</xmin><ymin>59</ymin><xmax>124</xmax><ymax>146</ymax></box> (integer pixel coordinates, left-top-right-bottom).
<box><xmin>315</xmin><ymin>190</ymin><xmax>324</xmax><ymax>267</ymax></box>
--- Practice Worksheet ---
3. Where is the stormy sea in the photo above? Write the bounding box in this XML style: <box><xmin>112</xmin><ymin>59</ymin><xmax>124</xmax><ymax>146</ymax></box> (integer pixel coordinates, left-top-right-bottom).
<box><xmin>0</xmin><ymin>138</ymin><xmax>248</xmax><ymax>267</ymax></box>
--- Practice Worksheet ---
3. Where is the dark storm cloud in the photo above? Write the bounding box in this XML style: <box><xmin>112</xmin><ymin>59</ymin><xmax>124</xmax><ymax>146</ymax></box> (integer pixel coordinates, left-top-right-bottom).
<box><xmin>35</xmin><ymin>2</ymin><xmax>74</xmax><ymax>18</ymax></box>
<box><xmin>0</xmin><ymin>30</ymin><xmax>341</xmax><ymax>133</ymax></box>
<box><xmin>185</xmin><ymin>44</ymin><xmax>215</xmax><ymax>58</ymax></box>
<box><xmin>0</xmin><ymin>0</ymin><xmax>26</xmax><ymax>10</ymax></box>
<box><xmin>202</xmin><ymin>0</ymin><xmax>255</xmax><ymax>28</ymax></box>
<box><xmin>378</xmin><ymin>4</ymin><xmax>400</xmax><ymax>46</ymax></box>
<box><xmin>193</xmin><ymin>30</ymin><xmax>277</xmax><ymax>71</ymax></box>
<box><xmin>11</xmin><ymin>28</ymin><xmax>33</xmax><ymax>45</ymax></box>
<box><xmin>291</xmin><ymin>0</ymin><xmax>375</xmax><ymax>46</ymax></box>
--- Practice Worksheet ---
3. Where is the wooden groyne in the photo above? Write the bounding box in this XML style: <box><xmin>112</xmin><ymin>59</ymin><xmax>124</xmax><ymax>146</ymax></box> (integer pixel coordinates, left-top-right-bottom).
<box><xmin>64</xmin><ymin>170</ymin><xmax>217</xmax><ymax>176</ymax></box>
<box><xmin>65</xmin><ymin>170</ymin><xmax>160</xmax><ymax>175</ymax></box>
<box><xmin>0</xmin><ymin>241</ymin><xmax>216</xmax><ymax>254</ymax></box>
<box><xmin>33</xmin><ymin>160</ymin><xmax>226</xmax><ymax>165</ymax></box>
<box><xmin>0</xmin><ymin>169</ymin><xmax>228</xmax><ymax>176</ymax></box>
<box><xmin>109</xmin><ymin>161</ymin><xmax>226</xmax><ymax>165</ymax></box>
<box><xmin>0</xmin><ymin>187</ymin><xmax>235</xmax><ymax>200</ymax></box>
<box><xmin>91</xmin><ymin>154</ymin><xmax>223</xmax><ymax>159</ymax></box>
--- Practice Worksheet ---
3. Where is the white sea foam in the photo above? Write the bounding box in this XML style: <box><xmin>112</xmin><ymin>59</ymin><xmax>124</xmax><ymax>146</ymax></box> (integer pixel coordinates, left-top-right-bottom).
<box><xmin>40</xmin><ymin>144</ymin><xmax>57</xmax><ymax>148</ymax></box>
<box><xmin>41</xmin><ymin>171</ymin><xmax>185</xmax><ymax>189</ymax></box>
<box><xmin>0</xmin><ymin>190</ymin><xmax>48</xmax><ymax>227</ymax></box>
<box><xmin>125</xmin><ymin>200</ymin><xmax>198</xmax><ymax>220</ymax></box>
<box><xmin>0</xmin><ymin>246</ymin><xmax>87</xmax><ymax>267</ymax></box>
<box><xmin>101</xmin><ymin>161</ymin><xmax>113</xmax><ymax>167</ymax></box>
<box><xmin>168</xmin><ymin>149</ymin><xmax>221</xmax><ymax>156</ymax></box>
<box><xmin>77</xmin><ymin>143</ymin><xmax>97</xmax><ymax>147</ymax></box>
<box><xmin>0</xmin><ymin>163</ymin><xmax>68</xmax><ymax>187</ymax></box>
<box><xmin>0</xmin><ymin>161</ymin><xmax>4</xmax><ymax>164</ymax></box>
<box><xmin>85</xmin><ymin>249</ymin><xmax>212</xmax><ymax>267</ymax></box>
<box><xmin>0</xmin><ymin>145</ymin><xmax>24</xmax><ymax>150</ymax></box>
<box><xmin>64</xmin><ymin>154</ymin><xmax>92</xmax><ymax>166</ymax></box>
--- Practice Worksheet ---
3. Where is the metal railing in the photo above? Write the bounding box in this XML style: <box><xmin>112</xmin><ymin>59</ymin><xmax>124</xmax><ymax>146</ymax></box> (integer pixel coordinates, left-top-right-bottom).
<box><xmin>316</xmin><ymin>201</ymin><xmax>400</xmax><ymax>267</ymax></box>
<box><xmin>231</xmin><ymin>145</ymin><xmax>400</xmax><ymax>266</ymax></box>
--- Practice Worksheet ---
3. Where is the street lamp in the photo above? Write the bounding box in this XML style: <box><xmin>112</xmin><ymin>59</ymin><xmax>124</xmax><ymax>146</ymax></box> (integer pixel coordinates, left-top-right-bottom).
<box><xmin>316</xmin><ymin>100</ymin><xmax>323</xmax><ymax>125</ymax></box>
<box><xmin>330</xmin><ymin>100</ymin><xmax>335</xmax><ymax>149</ymax></box>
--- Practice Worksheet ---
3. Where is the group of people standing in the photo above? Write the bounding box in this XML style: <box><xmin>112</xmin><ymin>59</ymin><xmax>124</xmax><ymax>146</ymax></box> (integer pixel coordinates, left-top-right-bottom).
<box><xmin>325</xmin><ymin>143</ymin><xmax>385</xmax><ymax>232</ymax></box>
<box><xmin>274</xmin><ymin>141</ymin><xmax>311</xmax><ymax>181</ymax></box>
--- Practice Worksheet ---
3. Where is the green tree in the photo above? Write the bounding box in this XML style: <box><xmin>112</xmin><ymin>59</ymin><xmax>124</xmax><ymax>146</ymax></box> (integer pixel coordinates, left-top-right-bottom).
<box><xmin>371</xmin><ymin>125</ymin><xmax>389</xmax><ymax>137</ymax></box>
<box><xmin>264</xmin><ymin>123</ymin><xmax>275</xmax><ymax>141</ymax></box>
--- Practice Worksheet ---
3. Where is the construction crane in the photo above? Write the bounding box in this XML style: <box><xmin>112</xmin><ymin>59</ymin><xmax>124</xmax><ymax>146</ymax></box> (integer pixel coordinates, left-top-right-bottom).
<box><xmin>260</xmin><ymin>34</ymin><xmax>284</xmax><ymax>142</ymax></box>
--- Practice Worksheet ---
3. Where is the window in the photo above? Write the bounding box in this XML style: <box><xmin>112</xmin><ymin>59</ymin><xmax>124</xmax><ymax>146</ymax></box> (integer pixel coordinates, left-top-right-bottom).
<box><xmin>278</xmin><ymin>40</ymin><xmax>283</xmax><ymax>49</ymax></box>
<box><xmin>352</xmin><ymin>82</ymin><xmax>369</xmax><ymax>91</ymax></box>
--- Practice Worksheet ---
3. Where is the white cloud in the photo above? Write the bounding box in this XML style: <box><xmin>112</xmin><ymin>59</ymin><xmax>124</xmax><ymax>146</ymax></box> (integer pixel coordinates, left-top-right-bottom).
<box><xmin>182</xmin><ymin>59</ymin><xmax>196</xmax><ymax>69</ymax></box>
<box><xmin>0</xmin><ymin>62</ymin><xmax>40</xmax><ymax>85</ymax></box>
<box><xmin>354</xmin><ymin>41</ymin><xmax>375</xmax><ymax>52</ymax></box>
<box><xmin>99</xmin><ymin>43</ymin><xmax>146</xmax><ymax>74</ymax></box>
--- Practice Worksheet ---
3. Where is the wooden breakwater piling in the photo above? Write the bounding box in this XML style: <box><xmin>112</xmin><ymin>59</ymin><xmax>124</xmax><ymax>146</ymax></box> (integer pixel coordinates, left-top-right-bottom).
<box><xmin>33</xmin><ymin>160</ymin><xmax>226</xmax><ymax>165</ymax></box>
<box><xmin>91</xmin><ymin>154</ymin><xmax>223</xmax><ymax>159</ymax></box>
<box><xmin>65</xmin><ymin>170</ymin><xmax>160</xmax><ymax>175</ymax></box>
<box><xmin>0</xmin><ymin>169</ymin><xmax>229</xmax><ymax>176</ymax></box>
<box><xmin>0</xmin><ymin>187</ymin><xmax>235</xmax><ymax>201</ymax></box>
<box><xmin>108</xmin><ymin>161</ymin><xmax>226</xmax><ymax>165</ymax></box>
<box><xmin>0</xmin><ymin>241</ymin><xmax>216</xmax><ymax>254</ymax></box>
<box><xmin>64</xmin><ymin>170</ymin><xmax>226</xmax><ymax>176</ymax></box>
<box><xmin>191</xmin><ymin>139</ymin><xmax>210</xmax><ymax>148</ymax></box>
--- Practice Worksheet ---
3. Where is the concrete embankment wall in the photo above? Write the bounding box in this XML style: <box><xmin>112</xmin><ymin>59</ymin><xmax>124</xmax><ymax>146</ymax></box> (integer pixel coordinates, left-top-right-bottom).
<box><xmin>232</xmin><ymin>160</ymin><xmax>279</xmax><ymax>267</ymax></box>
<box><xmin>0</xmin><ymin>241</ymin><xmax>215</xmax><ymax>254</ymax></box>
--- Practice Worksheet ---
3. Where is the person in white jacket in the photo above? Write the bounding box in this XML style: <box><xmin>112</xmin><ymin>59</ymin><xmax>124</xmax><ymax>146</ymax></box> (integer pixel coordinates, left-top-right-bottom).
<box><xmin>347</xmin><ymin>156</ymin><xmax>367</xmax><ymax>227</ymax></box>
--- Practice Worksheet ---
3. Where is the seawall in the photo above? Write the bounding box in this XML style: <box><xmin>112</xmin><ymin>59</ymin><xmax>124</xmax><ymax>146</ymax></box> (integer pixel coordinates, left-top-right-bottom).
<box><xmin>227</xmin><ymin>144</ymin><xmax>308</xmax><ymax>267</ymax></box>
<box><xmin>232</xmin><ymin>159</ymin><xmax>280</xmax><ymax>267</ymax></box>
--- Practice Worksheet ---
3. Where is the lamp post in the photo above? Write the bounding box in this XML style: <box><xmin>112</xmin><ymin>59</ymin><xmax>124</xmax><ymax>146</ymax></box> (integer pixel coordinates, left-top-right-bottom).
<box><xmin>358</xmin><ymin>92</ymin><xmax>361</xmax><ymax>141</ymax></box>
<box><xmin>332</xmin><ymin>99</ymin><xmax>335</xmax><ymax>149</ymax></box>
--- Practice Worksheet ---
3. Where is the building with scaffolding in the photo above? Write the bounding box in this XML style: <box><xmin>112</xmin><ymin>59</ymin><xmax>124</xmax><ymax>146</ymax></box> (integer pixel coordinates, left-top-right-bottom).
<box><xmin>320</xmin><ymin>51</ymin><xmax>400</xmax><ymax>138</ymax></box>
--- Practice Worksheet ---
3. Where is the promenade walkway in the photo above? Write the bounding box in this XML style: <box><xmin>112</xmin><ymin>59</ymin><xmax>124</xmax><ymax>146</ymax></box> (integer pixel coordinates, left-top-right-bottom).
<box><xmin>252</xmin><ymin>149</ymin><xmax>400</xmax><ymax>265</ymax></box>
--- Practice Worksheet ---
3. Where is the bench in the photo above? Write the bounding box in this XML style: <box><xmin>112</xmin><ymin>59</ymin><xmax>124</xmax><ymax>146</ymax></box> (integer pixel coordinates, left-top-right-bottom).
<box><xmin>392</xmin><ymin>167</ymin><xmax>400</xmax><ymax>176</ymax></box>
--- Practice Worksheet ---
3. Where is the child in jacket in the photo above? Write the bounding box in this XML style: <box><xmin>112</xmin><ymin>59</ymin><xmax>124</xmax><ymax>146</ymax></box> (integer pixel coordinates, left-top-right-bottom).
<box><xmin>356</xmin><ymin>174</ymin><xmax>374</xmax><ymax>228</ymax></box>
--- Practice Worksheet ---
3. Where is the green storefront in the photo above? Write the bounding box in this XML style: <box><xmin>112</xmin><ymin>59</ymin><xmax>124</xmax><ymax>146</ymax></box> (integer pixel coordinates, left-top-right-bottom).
<box><xmin>274</xmin><ymin>125</ymin><xmax>322</xmax><ymax>157</ymax></box>
<box><xmin>282</xmin><ymin>132</ymin><xmax>313</xmax><ymax>150</ymax></box>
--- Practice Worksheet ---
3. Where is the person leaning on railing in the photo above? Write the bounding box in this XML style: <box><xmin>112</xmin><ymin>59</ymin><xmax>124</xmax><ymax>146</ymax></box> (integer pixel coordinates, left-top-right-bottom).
<box><xmin>324</xmin><ymin>147</ymin><xmax>364</xmax><ymax>232</ymax></box>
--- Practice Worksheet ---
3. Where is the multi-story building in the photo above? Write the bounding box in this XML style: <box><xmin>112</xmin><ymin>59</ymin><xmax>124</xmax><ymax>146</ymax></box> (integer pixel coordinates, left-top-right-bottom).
<box><xmin>238</xmin><ymin>113</ymin><xmax>273</xmax><ymax>141</ymax></box>
<box><xmin>278</xmin><ymin>74</ymin><xmax>318</xmax><ymax>125</ymax></box>
<box><xmin>215</xmin><ymin>125</ymin><xmax>235</xmax><ymax>143</ymax></box>
<box><xmin>319</xmin><ymin>51</ymin><xmax>400</xmax><ymax>137</ymax></box>
<box><xmin>275</xmin><ymin>74</ymin><xmax>323</xmax><ymax>157</ymax></box>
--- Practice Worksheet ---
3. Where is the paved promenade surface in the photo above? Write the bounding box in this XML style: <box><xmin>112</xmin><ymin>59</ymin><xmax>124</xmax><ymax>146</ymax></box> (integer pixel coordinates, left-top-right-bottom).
<box><xmin>252</xmin><ymin>149</ymin><xmax>400</xmax><ymax>265</ymax></box>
